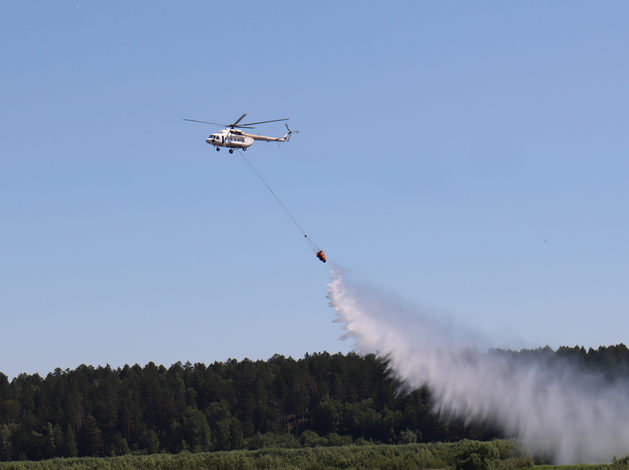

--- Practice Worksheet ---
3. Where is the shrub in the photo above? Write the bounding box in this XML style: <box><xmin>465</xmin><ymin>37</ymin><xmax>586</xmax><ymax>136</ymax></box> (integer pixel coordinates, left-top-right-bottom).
<box><xmin>455</xmin><ymin>440</ymin><xmax>500</xmax><ymax>470</ymax></box>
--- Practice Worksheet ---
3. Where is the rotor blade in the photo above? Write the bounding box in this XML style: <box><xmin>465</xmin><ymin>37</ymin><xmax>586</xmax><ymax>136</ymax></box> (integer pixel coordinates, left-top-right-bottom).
<box><xmin>234</xmin><ymin>126</ymin><xmax>255</xmax><ymax>129</ymax></box>
<box><xmin>241</xmin><ymin>118</ymin><xmax>289</xmax><ymax>126</ymax></box>
<box><xmin>230</xmin><ymin>113</ymin><xmax>247</xmax><ymax>127</ymax></box>
<box><xmin>183</xmin><ymin>119</ymin><xmax>227</xmax><ymax>126</ymax></box>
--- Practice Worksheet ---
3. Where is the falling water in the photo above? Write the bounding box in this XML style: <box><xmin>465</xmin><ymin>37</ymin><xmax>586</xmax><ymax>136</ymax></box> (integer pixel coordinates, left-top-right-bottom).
<box><xmin>327</xmin><ymin>268</ymin><xmax>629</xmax><ymax>464</ymax></box>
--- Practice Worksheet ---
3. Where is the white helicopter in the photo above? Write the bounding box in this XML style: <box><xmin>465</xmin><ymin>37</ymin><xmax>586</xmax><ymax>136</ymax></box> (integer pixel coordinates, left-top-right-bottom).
<box><xmin>184</xmin><ymin>113</ymin><xmax>298</xmax><ymax>153</ymax></box>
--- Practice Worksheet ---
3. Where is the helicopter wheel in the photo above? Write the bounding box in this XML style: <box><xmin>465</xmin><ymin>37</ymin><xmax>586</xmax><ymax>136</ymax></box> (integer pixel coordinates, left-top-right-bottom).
<box><xmin>216</xmin><ymin>147</ymin><xmax>220</xmax><ymax>151</ymax></box>
<box><xmin>229</xmin><ymin>149</ymin><xmax>234</xmax><ymax>154</ymax></box>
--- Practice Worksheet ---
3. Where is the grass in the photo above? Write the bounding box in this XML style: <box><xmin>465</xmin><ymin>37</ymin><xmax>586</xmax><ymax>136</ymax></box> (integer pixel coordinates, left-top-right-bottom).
<box><xmin>0</xmin><ymin>440</ymin><xmax>627</xmax><ymax>470</ymax></box>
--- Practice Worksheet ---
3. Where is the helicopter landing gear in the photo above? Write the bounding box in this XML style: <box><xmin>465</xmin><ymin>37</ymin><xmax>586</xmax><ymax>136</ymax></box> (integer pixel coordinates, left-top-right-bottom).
<box><xmin>216</xmin><ymin>147</ymin><xmax>220</xmax><ymax>151</ymax></box>
<box><xmin>229</xmin><ymin>149</ymin><xmax>234</xmax><ymax>154</ymax></box>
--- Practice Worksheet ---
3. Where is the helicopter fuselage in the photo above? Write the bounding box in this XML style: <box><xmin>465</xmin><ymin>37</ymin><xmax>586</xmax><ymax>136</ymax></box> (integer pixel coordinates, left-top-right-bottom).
<box><xmin>206</xmin><ymin>130</ymin><xmax>255</xmax><ymax>149</ymax></box>
<box><xmin>206</xmin><ymin>128</ymin><xmax>289</xmax><ymax>151</ymax></box>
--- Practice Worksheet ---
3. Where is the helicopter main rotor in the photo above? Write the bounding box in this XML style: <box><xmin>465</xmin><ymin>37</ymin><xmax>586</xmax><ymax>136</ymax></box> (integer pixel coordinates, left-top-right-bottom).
<box><xmin>183</xmin><ymin>113</ymin><xmax>289</xmax><ymax>130</ymax></box>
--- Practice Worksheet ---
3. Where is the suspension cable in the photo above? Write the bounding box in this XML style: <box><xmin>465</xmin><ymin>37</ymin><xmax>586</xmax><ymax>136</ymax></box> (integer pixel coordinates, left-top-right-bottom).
<box><xmin>238</xmin><ymin>150</ymin><xmax>308</xmax><ymax>239</ymax></box>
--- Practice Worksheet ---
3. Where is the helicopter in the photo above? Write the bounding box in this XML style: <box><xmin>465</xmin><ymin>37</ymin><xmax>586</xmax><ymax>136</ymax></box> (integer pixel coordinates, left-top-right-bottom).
<box><xmin>184</xmin><ymin>114</ymin><xmax>298</xmax><ymax>153</ymax></box>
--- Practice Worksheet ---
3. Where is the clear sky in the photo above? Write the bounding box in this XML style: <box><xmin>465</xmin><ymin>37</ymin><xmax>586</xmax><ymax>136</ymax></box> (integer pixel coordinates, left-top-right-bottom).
<box><xmin>2</xmin><ymin>1</ymin><xmax>628</xmax><ymax>379</ymax></box>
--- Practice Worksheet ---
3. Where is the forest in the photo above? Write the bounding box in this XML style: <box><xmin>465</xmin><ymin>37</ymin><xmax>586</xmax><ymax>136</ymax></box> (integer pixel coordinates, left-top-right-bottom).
<box><xmin>1</xmin><ymin>344</ymin><xmax>628</xmax><ymax>462</ymax></box>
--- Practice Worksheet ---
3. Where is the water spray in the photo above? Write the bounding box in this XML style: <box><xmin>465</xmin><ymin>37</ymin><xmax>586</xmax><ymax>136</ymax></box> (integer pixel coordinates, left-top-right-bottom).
<box><xmin>327</xmin><ymin>268</ymin><xmax>629</xmax><ymax>464</ymax></box>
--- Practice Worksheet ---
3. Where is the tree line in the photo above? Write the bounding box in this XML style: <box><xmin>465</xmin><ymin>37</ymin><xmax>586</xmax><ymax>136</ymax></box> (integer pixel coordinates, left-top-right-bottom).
<box><xmin>1</xmin><ymin>345</ymin><xmax>628</xmax><ymax>462</ymax></box>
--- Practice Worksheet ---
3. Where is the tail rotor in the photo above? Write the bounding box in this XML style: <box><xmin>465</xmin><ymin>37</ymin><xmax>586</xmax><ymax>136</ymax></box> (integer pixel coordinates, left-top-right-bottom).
<box><xmin>285</xmin><ymin>123</ymin><xmax>299</xmax><ymax>142</ymax></box>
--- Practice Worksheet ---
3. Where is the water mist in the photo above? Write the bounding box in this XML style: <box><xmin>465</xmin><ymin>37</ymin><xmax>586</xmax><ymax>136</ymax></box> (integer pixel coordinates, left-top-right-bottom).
<box><xmin>327</xmin><ymin>268</ymin><xmax>629</xmax><ymax>464</ymax></box>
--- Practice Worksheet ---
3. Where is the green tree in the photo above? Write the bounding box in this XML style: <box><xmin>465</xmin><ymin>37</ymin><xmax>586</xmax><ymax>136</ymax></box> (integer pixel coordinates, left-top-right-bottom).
<box><xmin>81</xmin><ymin>414</ymin><xmax>104</xmax><ymax>456</ymax></box>
<box><xmin>398</xmin><ymin>428</ymin><xmax>418</xmax><ymax>444</ymax></box>
<box><xmin>0</xmin><ymin>423</ymin><xmax>15</xmax><ymax>461</ymax></box>
<box><xmin>60</xmin><ymin>425</ymin><xmax>78</xmax><ymax>458</ymax></box>
<box><xmin>109</xmin><ymin>432</ymin><xmax>131</xmax><ymax>456</ymax></box>
<box><xmin>139</xmin><ymin>426</ymin><xmax>161</xmax><ymax>454</ymax></box>
<box><xmin>179</xmin><ymin>408</ymin><xmax>212</xmax><ymax>453</ymax></box>
<box><xmin>41</xmin><ymin>423</ymin><xmax>64</xmax><ymax>459</ymax></box>
<box><xmin>310</xmin><ymin>396</ymin><xmax>342</xmax><ymax>436</ymax></box>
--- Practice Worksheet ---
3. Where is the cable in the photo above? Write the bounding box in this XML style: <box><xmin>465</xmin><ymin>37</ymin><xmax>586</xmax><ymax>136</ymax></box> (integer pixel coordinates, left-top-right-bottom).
<box><xmin>238</xmin><ymin>150</ymin><xmax>308</xmax><ymax>238</ymax></box>
<box><xmin>238</xmin><ymin>150</ymin><xmax>326</xmax><ymax>263</ymax></box>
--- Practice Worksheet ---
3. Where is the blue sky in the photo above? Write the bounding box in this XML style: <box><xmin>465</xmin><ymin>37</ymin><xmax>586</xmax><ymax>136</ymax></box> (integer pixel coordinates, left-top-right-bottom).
<box><xmin>2</xmin><ymin>1</ymin><xmax>629</xmax><ymax>379</ymax></box>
